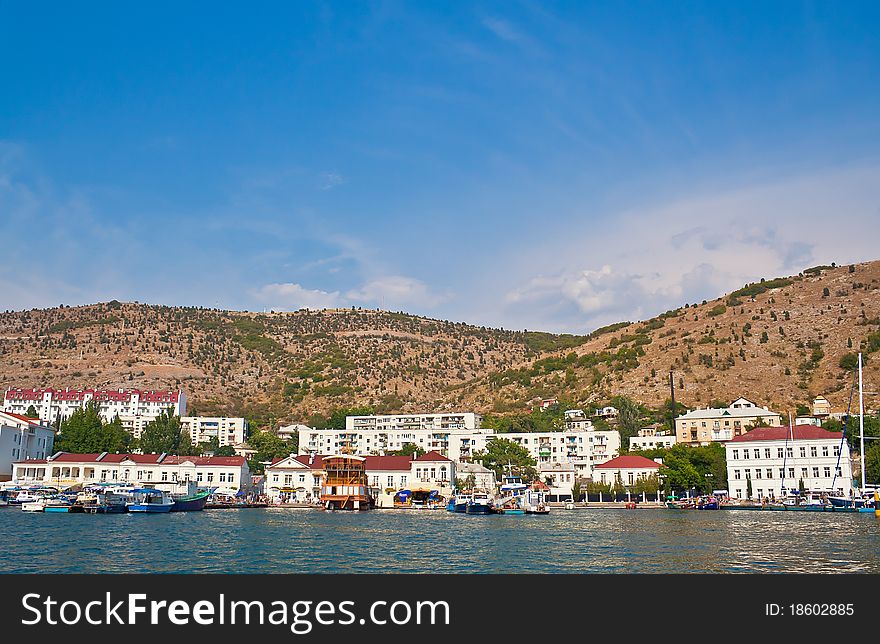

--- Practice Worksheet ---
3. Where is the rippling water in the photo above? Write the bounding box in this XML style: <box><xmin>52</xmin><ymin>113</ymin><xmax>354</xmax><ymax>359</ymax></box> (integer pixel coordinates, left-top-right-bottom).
<box><xmin>1</xmin><ymin>508</ymin><xmax>878</xmax><ymax>573</ymax></box>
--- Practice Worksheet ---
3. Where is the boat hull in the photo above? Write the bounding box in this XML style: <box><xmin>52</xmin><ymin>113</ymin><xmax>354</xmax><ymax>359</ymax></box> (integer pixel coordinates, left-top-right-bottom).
<box><xmin>465</xmin><ymin>503</ymin><xmax>494</xmax><ymax>515</ymax></box>
<box><xmin>127</xmin><ymin>504</ymin><xmax>174</xmax><ymax>513</ymax></box>
<box><xmin>44</xmin><ymin>506</ymin><xmax>73</xmax><ymax>513</ymax></box>
<box><xmin>171</xmin><ymin>492</ymin><xmax>210</xmax><ymax>512</ymax></box>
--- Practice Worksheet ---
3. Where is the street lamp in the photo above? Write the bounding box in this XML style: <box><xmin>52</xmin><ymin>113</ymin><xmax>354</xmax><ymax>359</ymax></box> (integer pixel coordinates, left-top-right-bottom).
<box><xmin>658</xmin><ymin>474</ymin><xmax>667</xmax><ymax>503</ymax></box>
<box><xmin>704</xmin><ymin>472</ymin><xmax>714</xmax><ymax>494</ymax></box>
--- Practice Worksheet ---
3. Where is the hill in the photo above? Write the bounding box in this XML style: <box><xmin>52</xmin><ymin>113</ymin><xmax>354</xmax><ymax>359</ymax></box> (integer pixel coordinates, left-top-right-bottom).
<box><xmin>1</xmin><ymin>260</ymin><xmax>878</xmax><ymax>427</ymax></box>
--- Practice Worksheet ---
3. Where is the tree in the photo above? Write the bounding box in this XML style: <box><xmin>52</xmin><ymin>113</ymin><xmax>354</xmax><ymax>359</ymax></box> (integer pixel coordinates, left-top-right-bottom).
<box><xmin>472</xmin><ymin>438</ymin><xmax>538</xmax><ymax>482</ymax></box>
<box><xmin>865</xmin><ymin>442</ymin><xmax>880</xmax><ymax>485</ymax></box>
<box><xmin>247</xmin><ymin>430</ymin><xmax>294</xmax><ymax>474</ymax></box>
<box><xmin>746</xmin><ymin>477</ymin><xmax>753</xmax><ymax>500</ymax></box>
<box><xmin>571</xmin><ymin>478</ymin><xmax>584</xmax><ymax>503</ymax></box>
<box><xmin>55</xmin><ymin>402</ymin><xmax>129</xmax><ymax>454</ymax></box>
<box><xmin>25</xmin><ymin>404</ymin><xmax>38</xmax><ymax>418</ymax></box>
<box><xmin>388</xmin><ymin>442</ymin><xmax>425</xmax><ymax>457</ymax></box>
<box><xmin>138</xmin><ymin>409</ymin><xmax>195</xmax><ymax>455</ymax></box>
<box><xmin>796</xmin><ymin>404</ymin><xmax>810</xmax><ymax>417</ymax></box>
<box><xmin>609</xmin><ymin>395</ymin><xmax>643</xmax><ymax>453</ymax></box>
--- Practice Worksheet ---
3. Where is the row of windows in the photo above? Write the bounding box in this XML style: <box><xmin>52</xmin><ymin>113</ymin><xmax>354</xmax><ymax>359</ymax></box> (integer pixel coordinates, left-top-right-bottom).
<box><xmin>733</xmin><ymin>466</ymin><xmax>840</xmax><ymax>480</ymax></box>
<box><xmin>732</xmin><ymin>445</ymin><xmax>837</xmax><ymax>460</ymax></box>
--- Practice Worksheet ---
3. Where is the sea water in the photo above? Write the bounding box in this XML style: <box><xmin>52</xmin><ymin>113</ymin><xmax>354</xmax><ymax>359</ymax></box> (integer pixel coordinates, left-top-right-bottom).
<box><xmin>1</xmin><ymin>508</ymin><xmax>878</xmax><ymax>574</ymax></box>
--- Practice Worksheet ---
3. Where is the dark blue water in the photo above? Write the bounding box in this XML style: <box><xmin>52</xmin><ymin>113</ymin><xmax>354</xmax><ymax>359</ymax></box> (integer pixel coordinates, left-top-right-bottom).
<box><xmin>1</xmin><ymin>508</ymin><xmax>878</xmax><ymax>573</ymax></box>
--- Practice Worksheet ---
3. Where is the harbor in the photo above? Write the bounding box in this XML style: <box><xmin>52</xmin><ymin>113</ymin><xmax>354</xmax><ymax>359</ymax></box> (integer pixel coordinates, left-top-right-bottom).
<box><xmin>1</xmin><ymin>505</ymin><xmax>878</xmax><ymax>574</ymax></box>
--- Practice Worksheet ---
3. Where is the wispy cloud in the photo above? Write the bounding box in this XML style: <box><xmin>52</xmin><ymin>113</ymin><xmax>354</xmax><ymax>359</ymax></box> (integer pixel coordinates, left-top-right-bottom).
<box><xmin>346</xmin><ymin>275</ymin><xmax>448</xmax><ymax>309</ymax></box>
<box><xmin>251</xmin><ymin>283</ymin><xmax>343</xmax><ymax>310</ymax></box>
<box><xmin>318</xmin><ymin>171</ymin><xmax>345</xmax><ymax>191</ymax></box>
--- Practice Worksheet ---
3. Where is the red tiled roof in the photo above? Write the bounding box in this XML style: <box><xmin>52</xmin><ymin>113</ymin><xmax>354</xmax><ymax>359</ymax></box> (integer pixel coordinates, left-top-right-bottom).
<box><xmin>364</xmin><ymin>455</ymin><xmax>414</xmax><ymax>471</ymax></box>
<box><xmin>163</xmin><ymin>455</ymin><xmax>246</xmax><ymax>466</ymax></box>
<box><xmin>13</xmin><ymin>452</ymin><xmax>244</xmax><ymax>466</ymax></box>
<box><xmin>413</xmin><ymin>450</ymin><xmax>451</xmax><ymax>462</ymax></box>
<box><xmin>594</xmin><ymin>455</ymin><xmax>661</xmax><ymax>470</ymax></box>
<box><xmin>728</xmin><ymin>424</ymin><xmax>842</xmax><ymax>443</ymax></box>
<box><xmin>1</xmin><ymin>411</ymin><xmax>47</xmax><ymax>426</ymax></box>
<box><xmin>4</xmin><ymin>388</ymin><xmax>180</xmax><ymax>403</ymax></box>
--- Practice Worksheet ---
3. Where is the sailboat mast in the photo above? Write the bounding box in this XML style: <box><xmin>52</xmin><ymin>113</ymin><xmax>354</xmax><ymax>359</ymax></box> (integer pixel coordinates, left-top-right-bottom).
<box><xmin>859</xmin><ymin>352</ymin><xmax>865</xmax><ymax>490</ymax></box>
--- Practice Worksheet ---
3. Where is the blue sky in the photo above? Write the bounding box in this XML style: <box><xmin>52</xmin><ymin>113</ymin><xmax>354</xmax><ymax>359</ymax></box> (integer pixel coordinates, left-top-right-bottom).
<box><xmin>2</xmin><ymin>1</ymin><xmax>879</xmax><ymax>333</ymax></box>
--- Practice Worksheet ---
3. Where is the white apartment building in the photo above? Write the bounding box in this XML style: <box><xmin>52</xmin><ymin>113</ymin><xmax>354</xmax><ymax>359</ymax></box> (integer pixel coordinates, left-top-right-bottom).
<box><xmin>563</xmin><ymin>409</ymin><xmax>594</xmax><ymax>430</ymax></box>
<box><xmin>0</xmin><ymin>411</ymin><xmax>55</xmax><ymax>481</ymax></box>
<box><xmin>725</xmin><ymin>425</ymin><xmax>853</xmax><ymax>500</ymax></box>
<box><xmin>675</xmin><ymin>397</ymin><xmax>782</xmax><ymax>445</ymax></box>
<box><xmin>180</xmin><ymin>416</ymin><xmax>248</xmax><ymax>447</ymax></box>
<box><xmin>3</xmin><ymin>387</ymin><xmax>187</xmax><ymax>428</ymax></box>
<box><xmin>11</xmin><ymin>452</ymin><xmax>251</xmax><ymax>493</ymax></box>
<box><xmin>300</xmin><ymin>412</ymin><xmax>488</xmax><ymax>461</ymax></box>
<box><xmin>629</xmin><ymin>424</ymin><xmax>677</xmax><ymax>450</ymax></box>
<box><xmin>501</xmin><ymin>428</ymin><xmax>620</xmax><ymax>480</ymax></box>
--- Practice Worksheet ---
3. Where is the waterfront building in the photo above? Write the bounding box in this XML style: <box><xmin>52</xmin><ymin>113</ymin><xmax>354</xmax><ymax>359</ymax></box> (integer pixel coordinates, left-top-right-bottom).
<box><xmin>593</xmin><ymin>454</ymin><xmax>662</xmax><ymax>487</ymax></box>
<box><xmin>675</xmin><ymin>397</ymin><xmax>782</xmax><ymax>445</ymax></box>
<box><xmin>11</xmin><ymin>452</ymin><xmax>251</xmax><ymax>493</ymax></box>
<box><xmin>2</xmin><ymin>387</ymin><xmax>187</xmax><ymax>432</ymax></box>
<box><xmin>265</xmin><ymin>452</ymin><xmax>455</xmax><ymax>507</ymax></box>
<box><xmin>0</xmin><ymin>411</ymin><xmax>55</xmax><ymax>482</ymax></box>
<box><xmin>725</xmin><ymin>425</ymin><xmax>853</xmax><ymax>500</ymax></box>
<box><xmin>180</xmin><ymin>416</ymin><xmax>248</xmax><ymax>447</ymax></box>
<box><xmin>454</xmin><ymin>460</ymin><xmax>497</xmax><ymax>491</ymax></box>
<box><xmin>629</xmin><ymin>423</ymin><xmax>677</xmax><ymax>450</ymax></box>
<box><xmin>539</xmin><ymin>461</ymin><xmax>576</xmax><ymax>501</ymax></box>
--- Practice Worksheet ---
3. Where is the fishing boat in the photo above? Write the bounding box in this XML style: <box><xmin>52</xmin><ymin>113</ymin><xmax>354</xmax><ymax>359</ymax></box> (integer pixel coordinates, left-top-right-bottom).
<box><xmin>171</xmin><ymin>489</ymin><xmax>211</xmax><ymax>512</ymax></box>
<box><xmin>495</xmin><ymin>470</ymin><xmax>529</xmax><ymax>515</ymax></box>
<box><xmin>450</xmin><ymin>492</ymin><xmax>472</xmax><ymax>513</ymax></box>
<box><xmin>126</xmin><ymin>488</ymin><xmax>174</xmax><ymax>513</ymax></box>
<box><xmin>84</xmin><ymin>491</ymin><xmax>129</xmax><ymax>514</ymax></box>
<box><xmin>465</xmin><ymin>491</ymin><xmax>495</xmax><ymax>514</ymax></box>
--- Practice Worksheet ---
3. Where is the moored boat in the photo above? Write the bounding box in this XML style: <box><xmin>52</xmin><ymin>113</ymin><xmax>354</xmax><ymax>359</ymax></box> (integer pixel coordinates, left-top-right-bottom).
<box><xmin>126</xmin><ymin>488</ymin><xmax>174</xmax><ymax>513</ymax></box>
<box><xmin>465</xmin><ymin>491</ymin><xmax>495</xmax><ymax>514</ymax></box>
<box><xmin>171</xmin><ymin>490</ymin><xmax>211</xmax><ymax>512</ymax></box>
<box><xmin>21</xmin><ymin>499</ymin><xmax>46</xmax><ymax>512</ymax></box>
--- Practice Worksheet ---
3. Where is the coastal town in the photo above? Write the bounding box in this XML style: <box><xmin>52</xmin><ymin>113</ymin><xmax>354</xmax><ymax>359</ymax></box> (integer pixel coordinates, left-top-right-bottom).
<box><xmin>1</xmin><ymin>375</ymin><xmax>876</xmax><ymax>514</ymax></box>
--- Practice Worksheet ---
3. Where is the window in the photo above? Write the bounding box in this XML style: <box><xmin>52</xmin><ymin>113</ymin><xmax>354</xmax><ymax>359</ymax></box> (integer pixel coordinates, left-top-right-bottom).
<box><xmin>228</xmin><ymin>473</ymin><xmax>234</xmax><ymax>483</ymax></box>
<box><xmin>387</xmin><ymin>476</ymin><xmax>394</xmax><ymax>487</ymax></box>
<box><xmin>755</xmin><ymin>469</ymin><xmax>762</xmax><ymax>479</ymax></box>
<box><xmin>273</xmin><ymin>474</ymin><xmax>279</xmax><ymax>483</ymax></box>
<box><xmin>800</xmin><ymin>447</ymin><xmax>806</xmax><ymax>458</ymax></box>
<box><xmin>207</xmin><ymin>473</ymin><xmax>214</xmax><ymax>483</ymax></box>
<box><xmin>777</xmin><ymin>448</ymin><xmax>784</xmax><ymax>458</ymax></box>
<box><xmin>743</xmin><ymin>450</ymin><xmax>749</xmax><ymax>460</ymax></box>
<box><xmin>732</xmin><ymin>450</ymin><xmax>739</xmax><ymax>460</ymax></box>
<box><xmin>823</xmin><ymin>467</ymin><xmax>831</xmax><ymax>478</ymax></box>
<box><xmin>298</xmin><ymin>474</ymin><xmax>305</xmax><ymax>483</ymax></box>
<box><xmin>764</xmin><ymin>448</ymin><xmax>771</xmax><ymax>459</ymax></box>
<box><xmin>734</xmin><ymin>470</ymin><xmax>741</xmax><ymax>480</ymax></box>
<box><xmin>753</xmin><ymin>449</ymin><xmax>760</xmax><ymax>459</ymax></box>
<box><xmin>801</xmin><ymin>468</ymin><xmax>808</xmax><ymax>479</ymax></box>
<box><xmin>810</xmin><ymin>447</ymin><xmax>818</xmax><ymax>457</ymax></box>
<box><xmin>821</xmin><ymin>446</ymin><xmax>828</xmax><ymax>457</ymax></box>
<box><xmin>789</xmin><ymin>468</ymin><xmax>795</xmax><ymax>479</ymax></box>
<box><xmin>745</xmin><ymin>469</ymin><xmax>751</xmax><ymax>479</ymax></box>
<box><xmin>766</xmin><ymin>469</ymin><xmax>773</xmax><ymax>479</ymax></box>
<box><xmin>812</xmin><ymin>467</ymin><xmax>819</xmax><ymax>478</ymax></box>
<box><xmin>833</xmin><ymin>446</ymin><xmax>839</xmax><ymax>456</ymax></box>
<box><xmin>779</xmin><ymin>469</ymin><xmax>786</xmax><ymax>479</ymax></box>
<box><xmin>628</xmin><ymin>473</ymin><xmax>634</xmax><ymax>485</ymax></box>
<box><xmin>786</xmin><ymin>448</ymin><xmax>793</xmax><ymax>458</ymax></box>
<box><xmin>219</xmin><ymin>473</ymin><xmax>226</xmax><ymax>483</ymax></box>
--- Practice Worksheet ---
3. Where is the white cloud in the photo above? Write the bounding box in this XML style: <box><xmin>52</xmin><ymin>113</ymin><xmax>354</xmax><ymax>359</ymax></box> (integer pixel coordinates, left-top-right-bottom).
<box><xmin>318</xmin><ymin>171</ymin><xmax>345</xmax><ymax>191</ymax></box>
<box><xmin>346</xmin><ymin>275</ymin><xmax>448</xmax><ymax>309</ymax></box>
<box><xmin>499</xmin><ymin>164</ymin><xmax>880</xmax><ymax>332</ymax></box>
<box><xmin>252</xmin><ymin>283</ymin><xmax>342</xmax><ymax>310</ymax></box>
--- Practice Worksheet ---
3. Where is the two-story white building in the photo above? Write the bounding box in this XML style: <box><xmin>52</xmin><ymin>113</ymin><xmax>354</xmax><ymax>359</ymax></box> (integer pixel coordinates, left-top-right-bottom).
<box><xmin>0</xmin><ymin>411</ymin><xmax>55</xmax><ymax>481</ymax></box>
<box><xmin>725</xmin><ymin>425</ymin><xmax>853</xmax><ymax>500</ymax></box>
<box><xmin>629</xmin><ymin>424</ymin><xmax>677</xmax><ymax>451</ymax></box>
<box><xmin>593</xmin><ymin>454</ymin><xmax>662</xmax><ymax>487</ymax></box>
<box><xmin>11</xmin><ymin>452</ymin><xmax>251</xmax><ymax>493</ymax></box>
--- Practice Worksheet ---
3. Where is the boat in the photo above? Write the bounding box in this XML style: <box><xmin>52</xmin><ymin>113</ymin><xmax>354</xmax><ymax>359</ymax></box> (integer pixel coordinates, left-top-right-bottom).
<box><xmin>465</xmin><ymin>491</ymin><xmax>495</xmax><ymax>514</ymax></box>
<box><xmin>21</xmin><ymin>499</ymin><xmax>46</xmax><ymax>512</ymax></box>
<box><xmin>126</xmin><ymin>488</ymin><xmax>174</xmax><ymax>513</ymax></box>
<box><xmin>171</xmin><ymin>490</ymin><xmax>211</xmax><ymax>512</ymax></box>
<box><xmin>450</xmin><ymin>492</ymin><xmax>472</xmax><ymax>513</ymax></box>
<box><xmin>43</xmin><ymin>497</ymin><xmax>75</xmax><ymax>513</ymax></box>
<box><xmin>696</xmin><ymin>495</ymin><xmax>720</xmax><ymax>510</ymax></box>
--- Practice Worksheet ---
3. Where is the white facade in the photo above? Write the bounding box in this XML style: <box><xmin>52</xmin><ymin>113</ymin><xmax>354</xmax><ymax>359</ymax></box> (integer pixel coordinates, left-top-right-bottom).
<box><xmin>629</xmin><ymin>424</ymin><xmax>677</xmax><ymax>450</ymax></box>
<box><xmin>0</xmin><ymin>411</ymin><xmax>55</xmax><ymax>481</ymax></box>
<box><xmin>180</xmin><ymin>416</ymin><xmax>248</xmax><ymax>447</ymax></box>
<box><xmin>539</xmin><ymin>461</ymin><xmax>576</xmax><ymax>500</ymax></box>
<box><xmin>725</xmin><ymin>425</ymin><xmax>854</xmax><ymax>500</ymax></box>
<box><xmin>300</xmin><ymin>413</ymin><xmax>491</xmax><ymax>461</ymax></box>
<box><xmin>11</xmin><ymin>452</ymin><xmax>251</xmax><ymax>493</ymax></box>
<box><xmin>593</xmin><ymin>455</ymin><xmax>662</xmax><ymax>487</ymax></box>
<box><xmin>3</xmin><ymin>387</ymin><xmax>186</xmax><ymax>428</ymax></box>
<box><xmin>563</xmin><ymin>409</ymin><xmax>594</xmax><ymax>431</ymax></box>
<box><xmin>500</xmin><ymin>428</ymin><xmax>620</xmax><ymax>480</ymax></box>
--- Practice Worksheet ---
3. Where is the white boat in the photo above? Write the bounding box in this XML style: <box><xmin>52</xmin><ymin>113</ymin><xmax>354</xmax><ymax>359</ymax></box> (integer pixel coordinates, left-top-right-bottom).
<box><xmin>21</xmin><ymin>499</ymin><xmax>46</xmax><ymax>512</ymax></box>
<box><xmin>126</xmin><ymin>488</ymin><xmax>174</xmax><ymax>513</ymax></box>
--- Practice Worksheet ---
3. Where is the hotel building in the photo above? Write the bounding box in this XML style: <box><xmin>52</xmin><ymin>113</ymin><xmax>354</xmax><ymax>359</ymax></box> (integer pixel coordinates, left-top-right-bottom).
<box><xmin>3</xmin><ymin>388</ymin><xmax>187</xmax><ymax>439</ymax></box>
<box><xmin>180</xmin><ymin>416</ymin><xmax>249</xmax><ymax>447</ymax></box>
<box><xmin>0</xmin><ymin>411</ymin><xmax>55</xmax><ymax>482</ymax></box>
<box><xmin>725</xmin><ymin>425</ymin><xmax>854</xmax><ymax>500</ymax></box>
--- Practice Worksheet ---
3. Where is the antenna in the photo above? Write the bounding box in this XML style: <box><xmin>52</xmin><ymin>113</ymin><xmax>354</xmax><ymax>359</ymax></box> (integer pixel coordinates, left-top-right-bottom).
<box><xmin>859</xmin><ymin>352</ymin><xmax>865</xmax><ymax>491</ymax></box>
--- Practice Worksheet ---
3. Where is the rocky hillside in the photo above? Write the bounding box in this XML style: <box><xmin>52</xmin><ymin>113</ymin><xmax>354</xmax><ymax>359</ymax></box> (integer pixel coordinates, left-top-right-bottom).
<box><xmin>1</xmin><ymin>260</ymin><xmax>878</xmax><ymax>425</ymax></box>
